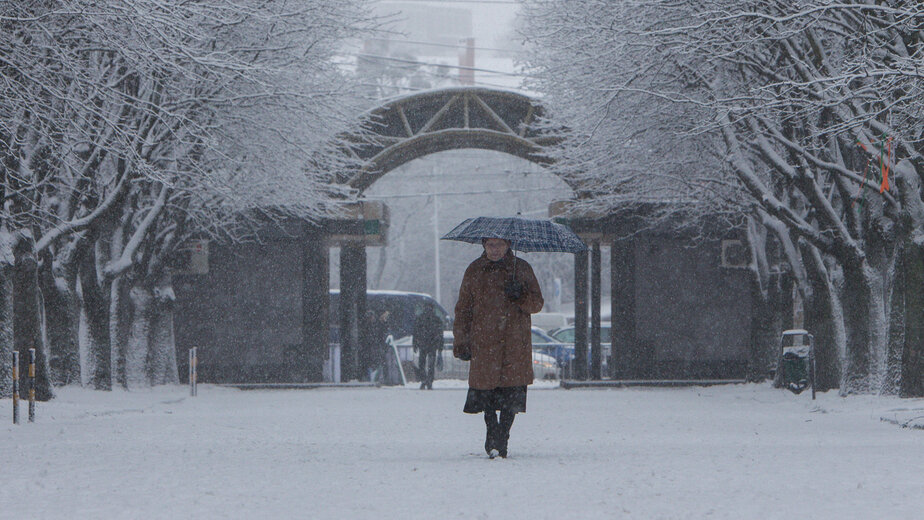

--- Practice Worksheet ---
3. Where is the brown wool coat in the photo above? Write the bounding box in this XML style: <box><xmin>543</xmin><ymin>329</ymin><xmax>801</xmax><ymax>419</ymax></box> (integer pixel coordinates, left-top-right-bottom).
<box><xmin>453</xmin><ymin>250</ymin><xmax>544</xmax><ymax>390</ymax></box>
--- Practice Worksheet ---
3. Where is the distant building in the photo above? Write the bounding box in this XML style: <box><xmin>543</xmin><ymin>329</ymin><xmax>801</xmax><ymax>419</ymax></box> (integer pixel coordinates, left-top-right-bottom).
<box><xmin>357</xmin><ymin>3</ymin><xmax>480</xmax><ymax>95</ymax></box>
<box><xmin>374</xmin><ymin>2</ymin><xmax>473</xmax><ymax>58</ymax></box>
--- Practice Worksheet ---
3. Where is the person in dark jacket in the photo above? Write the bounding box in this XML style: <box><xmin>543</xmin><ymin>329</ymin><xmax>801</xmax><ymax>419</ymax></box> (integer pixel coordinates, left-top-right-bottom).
<box><xmin>363</xmin><ymin>310</ymin><xmax>385</xmax><ymax>382</ymax></box>
<box><xmin>364</xmin><ymin>309</ymin><xmax>393</xmax><ymax>383</ymax></box>
<box><xmin>413</xmin><ymin>307</ymin><xmax>444</xmax><ymax>390</ymax></box>
<box><xmin>453</xmin><ymin>237</ymin><xmax>543</xmax><ymax>458</ymax></box>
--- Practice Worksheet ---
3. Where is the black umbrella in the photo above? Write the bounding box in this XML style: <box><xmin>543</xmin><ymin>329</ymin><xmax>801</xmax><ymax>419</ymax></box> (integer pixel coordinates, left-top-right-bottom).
<box><xmin>440</xmin><ymin>216</ymin><xmax>587</xmax><ymax>253</ymax></box>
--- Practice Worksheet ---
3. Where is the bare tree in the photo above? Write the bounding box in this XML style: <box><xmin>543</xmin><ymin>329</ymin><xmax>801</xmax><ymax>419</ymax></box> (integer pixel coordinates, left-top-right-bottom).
<box><xmin>1</xmin><ymin>0</ymin><xmax>375</xmax><ymax>392</ymax></box>
<box><xmin>521</xmin><ymin>0</ymin><xmax>924</xmax><ymax>394</ymax></box>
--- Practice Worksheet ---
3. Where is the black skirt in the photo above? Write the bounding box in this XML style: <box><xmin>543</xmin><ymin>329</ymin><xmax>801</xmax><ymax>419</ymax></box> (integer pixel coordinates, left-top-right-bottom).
<box><xmin>463</xmin><ymin>385</ymin><xmax>527</xmax><ymax>414</ymax></box>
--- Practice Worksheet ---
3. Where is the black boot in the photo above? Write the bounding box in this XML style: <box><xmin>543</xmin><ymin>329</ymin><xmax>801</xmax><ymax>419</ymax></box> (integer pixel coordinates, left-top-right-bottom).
<box><xmin>498</xmin><ymin>411</ymin><xmax>515</xmax><ymax>458</ymax></box>
<box><xmin>483</xmin><ymin>411</ymin><xmax>499</xmax><ymax>458</ymax></box>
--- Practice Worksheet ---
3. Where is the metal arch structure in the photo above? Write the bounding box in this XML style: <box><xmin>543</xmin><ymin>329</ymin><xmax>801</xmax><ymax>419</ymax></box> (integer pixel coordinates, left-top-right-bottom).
<box><xmin>342</xmin><ymin>87</ymin><xmax>564</xmax><ymax>193</ymax></box>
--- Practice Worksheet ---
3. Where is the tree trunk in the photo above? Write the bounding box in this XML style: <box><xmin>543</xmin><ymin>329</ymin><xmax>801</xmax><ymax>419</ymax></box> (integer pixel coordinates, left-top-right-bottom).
<box><xmin>13</xmin><ymin>240</ymin><xmax>54</xmax><ymax>401</ymax></box>
<box><xmin>779</xmin><ymin>272</ymin><xmax>794</xmax><ymax>332</ymax></box>
<box><xmin>893</xmin><ymin>162</ymin><xmax>924</xmax><ymax>397</ymax></box>
<box><xmin>746</xmin><ymin>219</ymin><xmax>780</xmax><ymax>382</ymax></box>
<box><xmin>125</xmin><ymin>282</ymin><xmax>154</xmax><ymax>389</ymax></box>
<box><xmin>0</xmin><ymin>262</ymin><xmax>13</xmax><ymax>398</ymax></box>
<box><xmin>109</xmin><ymin>275</ymin><xmax>132</xmax><ymax>388</ymax></box>
<box><xmin>801</xmin><ymin>244</ymin><xmax>844</xmax><ymax>392</ymax></box>
<box><xmin>147</xmin><ymin>276</ymin><xmax>178</xmax><ymax>385</ymax></box>
<box><xmin>884</xmin><ymin>249</ymin><xmax>906</xmax><ymax>395</ymax></box>
<box><xmin>839</xmin><ymin>259</ymin><xmax>888</xmax><ymax>394</ymax></box>
<box><xmin>748</xmin><ymin>275</ymin><xmax>783</xmax><ymax>382</ymax></box>
<box><xmin>896</xmin><ymin>238</ymin><xmax>924</xmax><ymax>397</ymax></box>
<box><xmin>839</xmin><ymin>207</ymin><xmax>897</xmax><ymax>395</ymax></box>
<box><xmin>78</xmin><ymin>245</ymin><xmax>111</xmax><ymax>390</ymax></box>
<box><xmin>38</xmin><ymin>253</ymin><xmax>81</xmax><ymax>385</ymax></box>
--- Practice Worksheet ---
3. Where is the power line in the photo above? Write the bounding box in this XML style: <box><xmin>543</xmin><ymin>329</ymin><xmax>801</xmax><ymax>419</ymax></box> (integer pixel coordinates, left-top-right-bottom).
<box><xmin>364</xmin><ymin>37</ymin><xmax>524</xmax><ymax>54</ymax></box>
<box><xmin>350</xmin><ymin>57</ymin><xmax>523</xmax><ymax>82</ymax></box>
<box><xmin>401</xmin><ymin>63</ymin><xmax>523</xmax><ymax>81</ymax></box>
<box><xmin>356</xmin><ymin>52</ymin><xmax>529</xmax><ymax>77</ymax></box>
<box><xmin>353</xmin><ymin>73</ymin><xmax>523</xmax><ymax>91</ymax></box>
<box><xmin>349</xmin><ymin>69</ymin><xmax>526</xmax><ymax>91</ymax></box>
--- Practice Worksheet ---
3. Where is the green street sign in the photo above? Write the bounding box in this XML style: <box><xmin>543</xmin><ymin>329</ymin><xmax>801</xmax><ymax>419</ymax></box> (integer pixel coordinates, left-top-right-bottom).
<box><xmin>364</xmin><ymin>220</ymin><xmax>380</xmax><ymax>235</ymax></box>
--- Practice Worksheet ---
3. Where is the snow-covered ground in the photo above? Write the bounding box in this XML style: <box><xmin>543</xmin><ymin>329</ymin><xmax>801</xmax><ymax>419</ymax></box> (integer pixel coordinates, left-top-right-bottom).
<box><xmin>2</xmin><ymin>381</ymin><xmax>922</xmax><ymax>520</ymax></box>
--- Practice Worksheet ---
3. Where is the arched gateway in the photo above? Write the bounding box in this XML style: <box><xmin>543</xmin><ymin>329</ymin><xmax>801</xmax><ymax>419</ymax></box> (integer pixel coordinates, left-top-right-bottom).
<box><xmin>173</xmin><ymin>87</ymin><xmax>755</xmax><ymax>386</ymax></box>
<box><xmin>330</xmin><ymin>87</ymin><xmax>601</xmax><ymax>382</ymax></box>
<box><xmin>342</xmin><ymin>87</ymin><xmax>566</xmax><ymax>191</ymax></box>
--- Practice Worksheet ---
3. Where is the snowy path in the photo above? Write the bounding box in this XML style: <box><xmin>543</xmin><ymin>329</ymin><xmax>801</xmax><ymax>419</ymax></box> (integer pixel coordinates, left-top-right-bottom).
<box><xmin>2</xmin><ymin>382</ymin><xmax>922</xmax><ymax>519</ymax></box>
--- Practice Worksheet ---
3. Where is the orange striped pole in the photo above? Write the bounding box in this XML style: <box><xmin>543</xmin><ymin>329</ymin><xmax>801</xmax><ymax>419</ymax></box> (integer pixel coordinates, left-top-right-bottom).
<box><xmin>28</xmin><ymin>348</ymin><xmax>36</xmax><ymax>422</ymax></box>
<box><xmin>12</xmin><ymin>351</ymin><xmax>19</xmax><ymax>424</ymax></box>
<box><xmin>189</xmin><ymin>347</ymin><xmax>198</xmax><ymax>397</ymax></box>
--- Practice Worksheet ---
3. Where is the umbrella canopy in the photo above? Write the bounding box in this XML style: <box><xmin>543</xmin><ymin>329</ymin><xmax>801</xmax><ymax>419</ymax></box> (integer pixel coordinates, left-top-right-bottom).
<box><xmin>441</xmin><ymin>216</ymin><xmax>587</xmax><ymax>253</ymax></box>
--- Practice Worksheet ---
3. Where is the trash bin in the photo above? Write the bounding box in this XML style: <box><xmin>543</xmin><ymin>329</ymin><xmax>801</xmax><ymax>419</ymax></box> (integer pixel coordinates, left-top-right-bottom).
<box><xmin>774</xmin><ymin>329</ymin><xmax>816</xmax><ymax>399</ymax></box>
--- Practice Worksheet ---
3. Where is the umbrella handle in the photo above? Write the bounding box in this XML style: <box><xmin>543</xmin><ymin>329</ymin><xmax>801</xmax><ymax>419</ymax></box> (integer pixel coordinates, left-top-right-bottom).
<box><xmin>511</xmin><ymin>242</ymin><xmax>518</xmax><ymax>281</ymax></box>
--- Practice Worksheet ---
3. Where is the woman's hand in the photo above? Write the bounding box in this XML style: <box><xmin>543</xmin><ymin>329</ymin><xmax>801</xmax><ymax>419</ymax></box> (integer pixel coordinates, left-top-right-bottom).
<box><xmin>504</xmin><ymin>278</ymin><xmax>525</xmax><ymax>302</ymax></box>
<box><xmin>454</xmin><ymin>342</ymin><xmax>472</xmax><ymax>361</ymax></box>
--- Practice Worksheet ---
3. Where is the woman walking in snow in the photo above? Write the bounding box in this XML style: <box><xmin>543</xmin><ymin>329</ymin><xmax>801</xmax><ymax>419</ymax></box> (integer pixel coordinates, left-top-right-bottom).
<box><xmin>452</xmin><ymin>238</ymin><xmax>544</xmax><ymax>458</ymax></box>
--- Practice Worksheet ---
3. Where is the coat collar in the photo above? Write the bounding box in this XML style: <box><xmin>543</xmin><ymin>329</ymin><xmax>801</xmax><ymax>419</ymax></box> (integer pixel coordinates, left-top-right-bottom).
<box><xmin>478</xmin><ymin>249</ymin><xmax>516</xmax><ymax>271</ymax></box>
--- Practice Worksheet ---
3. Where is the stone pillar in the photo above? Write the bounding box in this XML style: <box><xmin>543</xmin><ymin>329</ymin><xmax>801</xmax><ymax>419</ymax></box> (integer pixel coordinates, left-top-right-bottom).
<box><xmin>611</xmin><ymin>238</ymin><xmax>637</xmax><ymax>379</ymax></box>
<box><xmin>339</xmin><ymin>243</ymin><xmax>367</xmax><ymax>381</ymax></box>
<box><xmin>302</xmin><ymin>226</ymin><xmax>329</xmax><ymax>382</ymax></box>
<box><xmin>590</xmin><ymin>241</ymin><xmax>603</xmax><ymax>380</ymax></box>
<box><xmin>573</xmin><ymin>249</ymin><xmax>589</xmax><ymax>380</ymax></box>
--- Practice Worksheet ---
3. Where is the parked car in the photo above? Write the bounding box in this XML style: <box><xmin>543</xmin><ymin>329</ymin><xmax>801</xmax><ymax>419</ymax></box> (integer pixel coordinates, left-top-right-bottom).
<box><xmin>529</xmin><ymin>327</ymin><xmax>573</xmax><ymax>369</ymax></box>
<box><xmin>396</xmin><ymin>330</ymin><xmax>560</xmax><ymax>381</ymax></box>
<box><xmin>329</xmin><ymin>290</ymin><xmax>451</xmax><ymax>344</ymax></box>
<box><xmin>531</xmin><ymin>312</ymin><xmax>569</xmax><ymax>333</ymax></box>
<box><xmin>548</xmin><ymin>323</ymin><xmax>612</xmax><ymax>373</ymax></box>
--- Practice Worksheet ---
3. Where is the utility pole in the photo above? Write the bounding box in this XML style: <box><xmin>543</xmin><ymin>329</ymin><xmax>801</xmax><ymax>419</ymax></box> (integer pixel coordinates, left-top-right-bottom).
<box><xmin>458</xmin><ymin>38</ymin><xmax>475</xmax><ymax>85</ymax></box>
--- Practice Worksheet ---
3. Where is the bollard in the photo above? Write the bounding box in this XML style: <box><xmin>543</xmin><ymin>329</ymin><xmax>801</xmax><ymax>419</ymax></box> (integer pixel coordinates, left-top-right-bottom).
<box><xmin>12</xmin><ymin>352</ymin><xmax>19</xmax><ymax>425</ymax></box>
<box><xmin>193</xmin><ymin>347</ymin><xmax>198</xmax><ymax>396</ymax></box>
<box><xmin>189</xmin><ymin>347</ymin><xmax>198</xmax><ymax>397</ymax></box>
<box><xmin>28</xmin><ymin>348</ymin><xmax>36</xmax><ymax>422</ymax></box>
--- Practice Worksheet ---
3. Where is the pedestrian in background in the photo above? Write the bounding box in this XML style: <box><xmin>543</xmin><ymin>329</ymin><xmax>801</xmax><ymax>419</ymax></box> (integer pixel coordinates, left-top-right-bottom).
<box><xmin>414</xmin><ymin>306</ymin><xmax>444</xmax><ymax>390</ymax></box>
<box><xmin>374</xmin><ymin>311</ymin><xmax>404</xmax><ymax>385</ymax></box>
<box><xmin>365</xmin><ymin>310</ymin><xmax>398</xmax><ymax>384</ymax></box>
<box><xmin>363</xmin><ymin>310</ymin><xmax>385</xmax><ymax>382</ymax></box>
<box><xmin>452</xmin><ymin>237</ymin><xmax>543</xmax><ymax>458</ymax></box>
